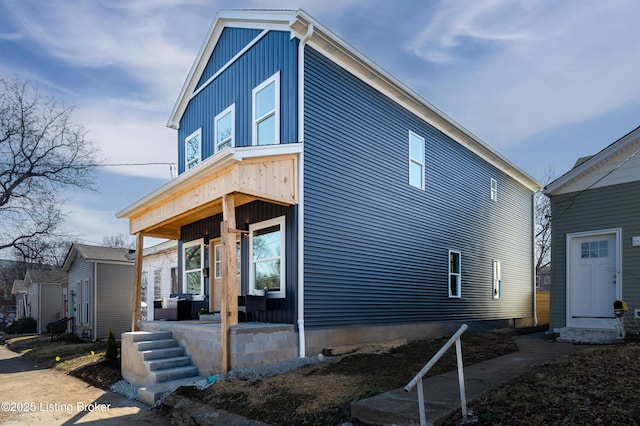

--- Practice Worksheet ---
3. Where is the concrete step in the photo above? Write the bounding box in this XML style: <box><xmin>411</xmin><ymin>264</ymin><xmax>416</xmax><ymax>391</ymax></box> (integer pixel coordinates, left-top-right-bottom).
<box><xmin>138</xmin><ymin>376</ymin><xmax>205</xmax><ymax>405</ymax></box>
<box><xmin>129</xmin><ymin>330</ymin><xmax>173</xmax><ymax>342</ymax></box>
<box><xmin>141</xmin><ymin>346</ymin><xmax>185</xmax><ymax>361</ymax></box>
<box><xmin>152</xmin><ymin>365</ymin><xmax>200</xmax><ymax>383</ymax></box>
<box><xmin>135</xmin><ymin>338</ymin><xmax>179</xmax><ymax>351</ymax></box>
<box><xmin>147</xmin><ymin>356</ymin><xmax>192</xmax><ymax>371</ymax></box>
<box><xmin>558</xmin><ymin>327</ymin><xmax>623</xmax><ymax>344</ymax></box>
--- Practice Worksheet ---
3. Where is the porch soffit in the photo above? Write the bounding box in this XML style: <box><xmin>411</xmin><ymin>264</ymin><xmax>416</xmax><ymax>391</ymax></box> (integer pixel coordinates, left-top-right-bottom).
<box><xmin>117</xmin><ymin>149</ymin><xmax>299</xmax><ymax>239</ymax></box>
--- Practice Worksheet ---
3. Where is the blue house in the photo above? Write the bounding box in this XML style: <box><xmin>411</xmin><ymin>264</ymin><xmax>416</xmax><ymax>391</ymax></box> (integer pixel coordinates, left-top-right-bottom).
<box><xmin>118</xmin><ymin>9</ymin><xmax>540</xmax><ymax>373</ymax></box>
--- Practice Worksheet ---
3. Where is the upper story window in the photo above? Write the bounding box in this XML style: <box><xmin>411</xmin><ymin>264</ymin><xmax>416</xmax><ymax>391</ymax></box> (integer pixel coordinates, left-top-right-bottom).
<box><xmin>183</xmin><ymin>239</ymin><xmax>204</xmax><ymax>298</ymax></box>
<box><xmin>252</xmin><ymin>72</ymin><xmax>280</xmax><ymax>146</ymax></box>
<box><xmin>249</xmin><ymin>216</ymin><xmax>285</xmax><ymax>298</ymax></box>
<box><xmin>490</xmin><ymin>178</ymin><xmax>497</xmax><ymax>201</ymax></box>
<box><xmin>409</xmin><ymin>131</ymin><xmax>425</xmax><ymax>189</ymax></box>
<box><xmin>449</xmin><ymin>250</ymin><xmax>461</xmax><ymax>298</ymax></box>
<box><xmin>215</xmin><ymin>104</ymin><xmax>235</xmax><ymax>153</ymax></box>
<box><xmin>185</xmin><ymin>129</ymin><xmax>201</xmax><ymax>170</ymax></box>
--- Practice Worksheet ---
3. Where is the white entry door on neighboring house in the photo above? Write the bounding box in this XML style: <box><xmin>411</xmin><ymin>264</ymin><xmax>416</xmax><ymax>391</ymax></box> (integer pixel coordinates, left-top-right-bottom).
<box><xmin>567</xmin><ymin>229</ymin><xmax>621</xmax><ymax>329</ymax></box>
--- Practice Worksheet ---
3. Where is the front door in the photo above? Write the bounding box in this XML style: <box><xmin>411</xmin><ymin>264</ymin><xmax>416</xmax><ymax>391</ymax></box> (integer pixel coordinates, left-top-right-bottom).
<box><xmin>567</xmin><ymin>230</ymin><xmax>620</xmax><ymax>329</ymax></box>
<box><xmin>210</xmin><ymin>239</ymin><xmax>241</xmax><ymax>313</ymax></box>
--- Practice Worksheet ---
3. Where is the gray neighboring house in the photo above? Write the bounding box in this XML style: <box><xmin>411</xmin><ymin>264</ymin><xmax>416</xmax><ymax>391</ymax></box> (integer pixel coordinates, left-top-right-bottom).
<box><xmin>62</xmin><ymin>243</ymin><xmax>135</xmax><ymax>340</ymax></box>
<box><xmin>545</xmin><ymin>125</ymin><xmax>640</xmax><ymax>343</ymax></box>
<box><xmin>23</xmin><ymin>269</ymin><xmax>67</xmax><ymax>333</ymax></box>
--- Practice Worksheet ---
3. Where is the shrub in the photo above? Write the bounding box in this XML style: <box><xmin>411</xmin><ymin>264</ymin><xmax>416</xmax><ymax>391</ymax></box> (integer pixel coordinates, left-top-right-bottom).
<box><xmin>104</xmin><ymin>328</ymin><xmax>118</xmax><ymax>361</ymax></box>
<box><xmin>12</xmin><ymin>317</ymin><xmax>37</xmax><ymax>334</ymax></box>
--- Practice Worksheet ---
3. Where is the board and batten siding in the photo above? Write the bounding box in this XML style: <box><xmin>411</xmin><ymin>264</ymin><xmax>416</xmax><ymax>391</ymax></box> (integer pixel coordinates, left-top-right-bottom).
<box><xmin>549</xmin><ymin>180</ymin><xmax>640</xmax><ymax>331</ymax></box>
<box><xmin>178</xmin><ymin>28</ymin><xmax>298</xmax><ymax>174</ymax></box>
<box><xmin>303</xmin><ymin>46</ymin><xmax>535</xmax><ymax>330</ymax></box>
<box><xmin>95</xmin><ymin>263</ymin><xmax>134</xmax><ymax>339</ymax></box>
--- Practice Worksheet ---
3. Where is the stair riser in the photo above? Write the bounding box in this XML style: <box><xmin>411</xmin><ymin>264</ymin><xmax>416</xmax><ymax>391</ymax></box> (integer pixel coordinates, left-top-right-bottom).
<box><xmin>130</xmin><ymin>331</ymin><xmax>173</xmax><ymax>342</ymax></box>
<box><xmin>135</xmin><ymin>339</ymin><xmax>178</xmax><ymax>351</ymax></box>
<box><xmin>153</xmin><ymin>366</ymin><xmax>199</xmax><ymax>383</ymax></box>
<box><xmin>142</xmin><ymin>347</ymin><xmax>185</xmax><ymax>360</ymax></box>
<box><xmin>148</xmin><ymin>357</ymin><xmax>192</xmax><ymax>371</ymax></box>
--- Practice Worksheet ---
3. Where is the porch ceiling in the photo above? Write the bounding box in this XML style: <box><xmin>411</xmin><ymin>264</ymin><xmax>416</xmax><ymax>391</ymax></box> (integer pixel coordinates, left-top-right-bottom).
<box><xmin>117</xmin><ymin>146</ymin><xmax>300</xmax><ymax>239</ymax></box>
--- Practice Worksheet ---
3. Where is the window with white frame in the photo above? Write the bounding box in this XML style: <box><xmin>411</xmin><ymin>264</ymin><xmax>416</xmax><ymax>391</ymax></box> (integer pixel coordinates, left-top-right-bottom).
<box><xmin>82</xmin><ymin>279</ymin><xmax>90</xmax><ymax>325</ymax></box>
<box><xmin>183</xmin><ymin>240</ymin><xmax>204</xmax><ymax>297</ymax></box>
<box><xmin>492</xmin><ymin>259</ymin><xmax>502</xmax><ymax>299</ymax></box>
<box><xmin>409</xmin><ymin>131</ymin><xmax>425</xmax><ymax>189</ymax></box>
<box><xmin>215</xmin><ymin>104</ymin><xmax>235</xmax><ymax>152</ymax></box>
<box><xmin>249</xmin><ymin>216</ymin><xmax>285</xmax><ymax>297</ymax></box>
<box><xmin>214</xmin><ymin>241</ymin><xmax>241</xmax><ymax>278</ymax></box>
<box><xmin>141</xmin><ymin>271</ymin><xmax>148</xmax><ymax>302</ymax></box>
<box><xmin>449</xmin><ymin>250</ymin><xmax>461</xmax><ymax>298</ymax></box>
<box><xmin>490</xmin><ymin>178</ymin><xmax>497</xmax><ymax>201</ymax></box>
<box><xmin>185</xmin><ymin>129</ymin><xmax>201</xmax><ymax>170</ymax></box>
<box><xmin>154</xmin><ymin>269</ymin><xmax>162</xmax><ymax>299</ymax></box>
<box><xmin>252</xmin><ymin>73</ymin><xmax>280</xmax><ymax>146</ymax></box>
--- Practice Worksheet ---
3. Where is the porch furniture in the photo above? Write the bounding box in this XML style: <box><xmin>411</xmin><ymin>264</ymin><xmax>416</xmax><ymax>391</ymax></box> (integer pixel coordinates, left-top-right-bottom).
<box><xmin>243</xmin><ymin>295</ymin><xmax>267</xmax><ymax>321</ymax></box>
<box><xmin>153</xmin><ymin>297</ymin><xmax>191</xmax><ymax>321</ymax></box>
<box><xmin>169</xmin><ymin>293</ymin><xmax>208</xmax><ymax>320</ymax></box>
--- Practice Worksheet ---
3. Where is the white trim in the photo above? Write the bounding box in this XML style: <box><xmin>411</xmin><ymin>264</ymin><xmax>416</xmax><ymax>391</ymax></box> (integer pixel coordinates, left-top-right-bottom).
<box><xmin>448</xmin><ymin>250</ymin><xmax>461</xmax><ymax>298</ymax></box>
<box><xmin>184</xmin><ymin>128</ymin><xmax>202</xmax><ymax>170</ymax></box>
<box><xmin>183</xmin><ymin>239</ymin><xmax>205</xmax><ymax>300</ymax></box>
<box><xmin>409</xmin><ymin>131</ymin><xmax>425</xmax><ymax>190</ymax></box>
<box><xmin>252</xmin><ymin>72</ymin><xmax>281</xmax><ymax>146</ymax></box>
<box><xmin>249</xmin><ymin>216</ymin><xmax>286</xmax><ymax>298</ymax></box>
<box><xmin>565</xmin><ymin>228</ymin><xmax>622</xmax><ymax>329</ymax></box>
<box><xmin>214</xmin><ymin>104</ymin><xmax>235</xmax><ymax>153</ymax></box>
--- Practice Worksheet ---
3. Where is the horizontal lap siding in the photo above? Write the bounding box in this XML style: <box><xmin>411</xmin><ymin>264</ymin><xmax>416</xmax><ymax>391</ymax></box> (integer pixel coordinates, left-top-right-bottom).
<box><xmin>549</xmin><ymin>180</ymin><xmax>640</xmax><ymax>331</ymax></box>
<box><xmin>96</xmin><ymin>264</ymin><xmax>134</xmax><ymax>339</ymax></box>
<box><xmin>304</xmin><ymin>47</ymin><xmax>534</xmax><ymax>329</ymax></box>
<box><xmin>178</xmin><ymin>29</ymin><xmax>298</xmax><ymax>173</ymax></box>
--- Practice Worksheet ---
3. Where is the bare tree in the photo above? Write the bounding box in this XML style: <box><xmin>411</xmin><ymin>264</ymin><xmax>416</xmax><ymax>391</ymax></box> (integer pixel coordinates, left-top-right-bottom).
<box><xmin>535</xmin><ymin>168</ymin><xmax>555</xmax><ymax>276</ymax></box>
<box><xmin>102</xmin><ymin>233</ymin><xmax>134</xmax><ymax>249</ymax></box>
<box><xmin>0</xmin><ymin>78</ymin><xmax>101</xmax><ymax>260</ymax></box>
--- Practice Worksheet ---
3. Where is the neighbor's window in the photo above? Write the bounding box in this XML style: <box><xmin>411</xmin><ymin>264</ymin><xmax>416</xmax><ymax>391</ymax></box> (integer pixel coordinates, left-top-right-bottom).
<box><xmin>214</xmin><ymin>241</ymin><xmax>241</xmax><ymax>278</ymax></box>
<box><xmin>170</xmin><ymin>267</ymin><xmax>178</xmax><ymax>294</ymax></box>
<box><xmin>154</xmin><ymin>269</ymin><xmax>162</xmax><ymax>299</ymax></box>
<box><xmin>141</xmin><ymin>271</ymin><xmax>148</xmax><ymax>302</ymax></box>
<box><xmin>490</xmin><ymin>178</ymin><xmax>497</xmax><ymax>201</ymax></box>
<box><xmin>492</xmin><ymin>260</ymin><xmax>502</xmax><ymax>299</ymax></box>
<box><xmin>82</xmin><ymin>279</ymin><xmax>90</xmax><ymax>325</ymax></box>
<box><xmin>449</xmin><ymin>250</ymin><xmax>461</xmax><ymax>298</ymax></box>
<box><xmin>185</xmin><ymin>129</ymin><xmax>202</xmax><ymax>170</ymax></box>
<box><xmin>249</xmin><ymin>216</ymin><xmax>285</xmax><ymax>297</ymax></box>
<box><xmin>409</xmin><ymin>131</ymin><xmax>425</xmax><ymax>189</ymax></box>
<box><xmin>252</xmin><ymin>72</ymin><xmax>280</xmax><ymax>146</ymax></box>
<box><xmin>183</xmin><ymin>240</ymin><xmax>204</xmax><ymax>297</ymax></box>
<box><xmin>215</xmin><ymin>104</ymin><xmax>235</xmax><ymax>152</ymax></box>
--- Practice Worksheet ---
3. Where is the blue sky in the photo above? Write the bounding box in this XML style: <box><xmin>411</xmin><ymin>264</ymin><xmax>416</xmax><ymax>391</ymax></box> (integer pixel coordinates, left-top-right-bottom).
<box><xmin>1</xmin><ymin>0</ymin><xmax>639</xmax><ymax>246</ymax></box>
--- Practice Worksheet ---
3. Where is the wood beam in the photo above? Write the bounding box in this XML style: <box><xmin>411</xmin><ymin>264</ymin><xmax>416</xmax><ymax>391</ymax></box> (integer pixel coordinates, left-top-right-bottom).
<box><xmin>220</xmin><ymin>193</ymin><xmax>239</xmax><ymax>372</ymax></box>
<box><xmin>132</xmin><ymin>232</ymin><xmax>144</xmax><ymax>332</ymax></box>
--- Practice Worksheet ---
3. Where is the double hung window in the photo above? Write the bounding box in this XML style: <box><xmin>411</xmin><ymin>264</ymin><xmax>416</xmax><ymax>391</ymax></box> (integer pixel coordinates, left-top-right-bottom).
<box><xmin>252</xmin><ymin>73</ymin><xmax>280</xmax><ymax>146</ymax></box>
<box><xmin>249</xmin><ymin>216</ymin><xmax>285</xmax><ymax>297</ymax></box>
<box><xmin>409</xmin><ymin>132</ymin><xmax>425</xmax><ymax>189</ymax></box>
<box><xmin>449</xmin><ymin>251</ymin><xmax>461</xmax><ymax>298</ymax></box>
<box><xmin>184</xmin><ymin>240</ymin><xmax>204</xmax><ymax>298</ymax></box>
<box><xmin>492</xmin><ymin>260</ymin><xmax>502</xmax><ymax>299</ymax></box>
<box><xmin>215</xmin><ymin>105</ymin><xmax>235</xmax><ymax>152</ymax></box>
<box><xmin>490</xmin><ymin>178</ymin><xmax>498</xmax><ymax>201</ymax></box>
<box><xmin>185</xmin><ymin>129</ymin><xmax>201</xmax><ymax>170</ymax></box>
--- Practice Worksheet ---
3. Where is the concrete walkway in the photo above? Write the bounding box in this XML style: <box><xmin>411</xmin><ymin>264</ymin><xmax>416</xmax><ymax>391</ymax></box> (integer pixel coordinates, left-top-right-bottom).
<box><xmin>0</xmin><ymin>344</ymin><xmax>171</xmax><ymax>425</ymax></box>
<box><xmin>351</xmin><ymin>332</ymin><xmax>593</xmax><ymax>425</ymax></box>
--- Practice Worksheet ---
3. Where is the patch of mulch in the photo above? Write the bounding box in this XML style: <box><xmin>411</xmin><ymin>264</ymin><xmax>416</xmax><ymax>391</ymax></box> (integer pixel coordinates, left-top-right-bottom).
<box><xmin>171</xmin><ymin>330</ymin><xmax>521</xmax><ymax>426</ymax></box>
<box><xmin>69</xmin><ymin>358</ymin><xmax>122</xmax><ymax>390</ymax></box>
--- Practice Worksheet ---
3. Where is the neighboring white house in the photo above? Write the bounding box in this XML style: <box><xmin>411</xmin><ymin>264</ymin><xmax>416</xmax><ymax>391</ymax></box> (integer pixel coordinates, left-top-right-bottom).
<box><xmin>11</xmin><ymin>279</ymin><xmax>27</xmax><ymax>320</ymax></box>
<box><xmin>22</xmin><ymin>269</ymin><xmax>67</xmax><ymax>333</ymax></box>
<box><xmin>141</xmin><ymin>240</ymin><xmax>178</xmax><ymax>321</ymax></box>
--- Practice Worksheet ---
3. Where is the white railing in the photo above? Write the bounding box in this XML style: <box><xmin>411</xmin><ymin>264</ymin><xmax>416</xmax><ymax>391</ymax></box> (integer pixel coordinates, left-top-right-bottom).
<box><xmin>404</xmin><ymin>324</ymin><xmax>469</xmax><ymax>426</ymax></box>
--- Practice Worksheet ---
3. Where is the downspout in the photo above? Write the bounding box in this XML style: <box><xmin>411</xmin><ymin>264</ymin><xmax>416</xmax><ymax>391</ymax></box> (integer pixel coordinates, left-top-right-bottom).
<box><xmin>297</xmin><ymin>23</ymin><xmax>313</xmax><ymax>358</ymax></box>
<box><xmin>532</xmin><ymin>191</ymin><xmax>538</xmax><ymax>327</ymax></box>
<box><xmin>93</xmin><ymin>263</ymin><xmax>98</xmax><ymax>341</ymax></box>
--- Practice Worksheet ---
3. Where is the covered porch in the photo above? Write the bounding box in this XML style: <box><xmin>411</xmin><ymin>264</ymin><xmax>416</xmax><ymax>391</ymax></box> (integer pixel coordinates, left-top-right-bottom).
<box><xmin>117</xmin><ymin>144</ymin><xmax>301</xmax><ymax>371</ymax></box>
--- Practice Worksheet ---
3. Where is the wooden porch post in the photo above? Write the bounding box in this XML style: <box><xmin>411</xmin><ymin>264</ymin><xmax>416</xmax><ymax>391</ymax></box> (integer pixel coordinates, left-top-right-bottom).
<box><xmin>220</xmin><ymin>194</ymin><xmax>239</xmax><ymax>371</ymax></box>
<box><xmin>132</xmin><ymin>232</ymin><xmax>144</xmax><ymax>332</ymax></box>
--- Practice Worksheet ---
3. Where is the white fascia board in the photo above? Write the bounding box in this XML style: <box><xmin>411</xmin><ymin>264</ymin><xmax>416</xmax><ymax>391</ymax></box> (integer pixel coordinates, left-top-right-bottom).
<box><xmin>116</xmin><ymin>143</ymin><xmax>303</xmax><ymax>220</ymax></box>
<box><xmin>544</xmin><ymin>126</ymin><xmax>640</xmax><ymax>195</ymax></box>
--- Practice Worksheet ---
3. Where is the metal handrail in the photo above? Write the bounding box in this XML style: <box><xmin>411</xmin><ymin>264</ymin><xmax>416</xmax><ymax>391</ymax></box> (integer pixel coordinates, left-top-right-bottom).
<box><xmin>404</xmin><ymin>324</ymin><xmax>468</xmax><ymax>426</ymax></box>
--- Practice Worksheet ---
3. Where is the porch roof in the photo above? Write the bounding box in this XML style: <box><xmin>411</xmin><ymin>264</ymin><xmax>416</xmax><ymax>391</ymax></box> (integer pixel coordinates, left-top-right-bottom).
<box><xmin>116</xmin><ymin>144</ymin><xmax>301</xmax><ymax>239</ymax></box>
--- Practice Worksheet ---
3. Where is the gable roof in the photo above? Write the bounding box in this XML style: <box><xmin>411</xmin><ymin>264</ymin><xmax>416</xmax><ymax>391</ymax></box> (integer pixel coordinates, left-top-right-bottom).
<box><xmin>11</xmin><ymin>279</ymin><xmax>26</xmax><ymax>295</ymax></box>
<box><xmin>62</xmin><ymin>243</ymin><xmax>134</xmax><ymax>272</ymax></box>
<box><xmin>545</xmin><ymin>125</ymin><xmax>640</xmax><ymax>196</ymax></box>
<box><xmin>167</xmin><ymin>9</ymin><xmax>540</xmax><ymax>192</ymax></box>
<box><xmin>24</xmin><ymin>269</ymin><xmax>67</xmax><ymax>286</ymax></box>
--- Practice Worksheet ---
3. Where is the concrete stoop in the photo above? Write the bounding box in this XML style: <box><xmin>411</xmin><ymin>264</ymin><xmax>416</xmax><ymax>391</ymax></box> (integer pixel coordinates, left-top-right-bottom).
<box><xmin>121</xmin><ymin>331</ymin><xmax>204</xmax><ymax>405</ymax></box>
<box><xmin>557</xmin><ymin>327</ymin><xmax>624</xmax><ymax>344</ymax></box>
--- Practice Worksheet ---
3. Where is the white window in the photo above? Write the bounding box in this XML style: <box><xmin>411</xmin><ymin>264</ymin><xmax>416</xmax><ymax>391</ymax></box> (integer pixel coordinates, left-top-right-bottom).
<box><xmin>82</xmin><ymin>279</ymin><xmax>90</xmax><ymax>326</ymax></box>
<box><xmin>252</xmin><ymin>72</ymin><xmax>280</xmax><ymax>146</ymax></box>
<box><xmin>449</xmin><ymin>250</ymin><xmax>461</xmax><ymax>298</ymax></box>
<box><xmin>249</xmin><ymin>216</ymin><xmax>285</xmax><ymax>297</ymax></box>
<box><xmin>214</xmin><ymin>241</ymin><xmax>241</xmax><ymax>279</ymax></box>
<box><xmin>154</xmin><ymin>269</ymin><xmax>162</xmax><ymax>300</ymax></box>
<box><xmin>490</xmin><ymin>178</ymin><xmax>497</xmax><ymax>201</ymax></box>
<box><xmin>185</xmin><ymin>129</ymin><xmax>201</xmax><ymax>170</ymax></box>
<box><xmin>183</xmin><ymin>240</ymin><xmax>204</xmax><ymax>298</ymax></box>
<box><xmin>409</xmin><ymin>131</ymin><xmax>425</xmax><ymax>189</ymax></box>
<box><xmin>215</xmin><ymin>104</ymin><xmax>235</xmax><ymax>152</ymax></box>
<box><xmin>492</xmin><ymin>260</ymin><xmax>502</xmax><ymax>299</ymax></box>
